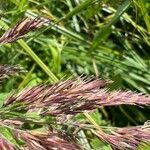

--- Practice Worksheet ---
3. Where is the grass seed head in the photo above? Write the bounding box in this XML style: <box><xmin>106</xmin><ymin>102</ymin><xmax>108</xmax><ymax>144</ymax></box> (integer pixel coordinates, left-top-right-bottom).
<box><xmin>0</xmin><ymin>17</ymin><xmax>49</xmax><ymax>43</ymax></box>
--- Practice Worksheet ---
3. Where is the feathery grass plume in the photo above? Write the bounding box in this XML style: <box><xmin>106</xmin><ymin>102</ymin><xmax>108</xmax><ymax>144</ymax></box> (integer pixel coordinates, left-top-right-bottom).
<box><xmin>0</xmin><ymin>119</ymin><xmax>81</xmax><ymax>150</ymax></box>
<box><xmin>13</xmin><ymin>130</ymin><xmax>81</xmax><ymax>150</ymax></box>
<box><xmin>92</xmin><ymin>124</ymin><xmax>150</xmax><ymax>150</ymax></box>
<box><xmin>0</xmin><ymin>17</ymin><xmax>49</xmax><ymax>43</ymax></box>
<box><xmin>0</xmin><ymin>65</ymin><xmax>23</xmax><ymax>82</ymax></box>
<box><xmin>4</xmin><ymin>78</ymin><xmax>110</xmax><ymax>112</ymax></box>
<box><xmin>2</xmin><ymin>119</ymin><xmax>23</xmax><ymax>128</ymax></box>
<box><xmin>4</xmin><ymin>78</ymin><xmax>150</xmax><ymax>116</ymax></box>
<box><xmin>0</xmin><ymin>135</ymin><xmax>15</xmax><ymax>150</ymax></box>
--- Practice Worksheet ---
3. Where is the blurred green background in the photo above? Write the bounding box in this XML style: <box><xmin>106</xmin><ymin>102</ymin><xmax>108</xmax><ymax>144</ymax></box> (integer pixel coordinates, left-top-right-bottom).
<box><xmin>0</xmin><ymin>0</ymin><xmax>150</xmax><ymax>149</ymax></box>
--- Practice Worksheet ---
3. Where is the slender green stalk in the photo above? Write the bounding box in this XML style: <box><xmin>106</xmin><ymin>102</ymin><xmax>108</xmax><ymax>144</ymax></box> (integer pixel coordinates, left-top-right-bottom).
<box><xmin>17</xmin><ymin>39</ymin><xmax>58</xmax><ymax>82</ymax></box>
<box><xmin>91</xmin><ymin>0</ymin><xmax>132</xmax><ymax>50</ymax></box>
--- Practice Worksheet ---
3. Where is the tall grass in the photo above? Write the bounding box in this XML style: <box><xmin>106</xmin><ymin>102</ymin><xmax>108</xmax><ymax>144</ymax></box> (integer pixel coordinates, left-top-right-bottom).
<box><xmin>0</xmin><ymin>0</ymin><xmax>150</xmax><ymax>149</ymax></box>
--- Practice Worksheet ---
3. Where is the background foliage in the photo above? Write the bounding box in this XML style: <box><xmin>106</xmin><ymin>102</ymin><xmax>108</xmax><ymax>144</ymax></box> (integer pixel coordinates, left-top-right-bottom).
<box><xmin>0</xmin><ymin>0</ymin><xmax>150</xmax><ymax>149</ymax></box>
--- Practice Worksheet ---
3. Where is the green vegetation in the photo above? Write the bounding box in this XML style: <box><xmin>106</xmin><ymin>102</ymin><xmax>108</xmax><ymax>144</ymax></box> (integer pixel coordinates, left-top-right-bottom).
<box><xmin>0</xmin><ymin>0</ymin><xmax>150</xmax><ymax>149</ymax></box>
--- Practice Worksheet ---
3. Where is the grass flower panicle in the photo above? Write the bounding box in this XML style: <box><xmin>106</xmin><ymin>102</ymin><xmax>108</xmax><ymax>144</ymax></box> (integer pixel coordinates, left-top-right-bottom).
<box><xmin>93</xmin><ymin>125</ymin><xmax>150</xmax><ymax>150</ymax></box>
<box><xmin>0</xmin><ymin>11</ymin><xmax>150</xmax><ymax>149</ymax></box>
<box><xmin>5</xmin><ymin>78</ymin><xmax>150</xmax><ymax>116</ymax></box>
<box><xmin>0</xmin><ymin>17</ymin><xmax>49</xmax><ymax>43</ymax></box>
<box><xmin>0</xmin><ymin>65</ymin><xmax>23</xmax><ymax>82</ymax></box>
<box><xmin>13</xmin><ymin>130</ymin><xmax>81</xmax><ymax>150</ymax></box>
<box><xmin>0</xmin><ymin>136</ymin><xmax>15</xmax><ymax>150</ymax></box>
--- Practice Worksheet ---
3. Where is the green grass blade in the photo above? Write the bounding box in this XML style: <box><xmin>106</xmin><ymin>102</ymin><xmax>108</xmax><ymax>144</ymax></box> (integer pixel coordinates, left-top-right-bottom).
<box><xmin>137</xmin><ymin>0</ymin><xmax>150</xmax><ymax>33</ymax></box>
<box><xmin>91</xmin><ymin>0</ymin><xmax>132</xmax><ymax>51</ymax></box>
<box><xmin>17</xmin><ymin>39</ymin><xmax>58</xmax><ymax>82</ymax></box>
<box><xmin>63</xmin><ymin>0</ymin><xmax>96</xmax><ymax>20</ymax></box>
<box><xmin>0</xmin><ymin>19</ymin><xmax>58</xmax><ymax>82</ymax></box>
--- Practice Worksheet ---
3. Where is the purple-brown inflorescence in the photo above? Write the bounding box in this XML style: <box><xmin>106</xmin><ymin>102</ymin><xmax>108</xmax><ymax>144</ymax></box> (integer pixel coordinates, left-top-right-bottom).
<box><xmin>14</xmin><ymin>130</ymin><xmax>81</xmax><ymax>150</ymax></box>
<box><xmin>0</xmin><ymin>65</ymin><xmax>23</xmax><ymax>82</ymax></box>
<box><xmin>5</xmin><ymin>78</ymin><xmax>150</xmax><ymax>116</ymax></box>
<box><xmin>92</xmin><ymin>124</ymin><xmax>150</xmax><ymax>150</ymax></box>
<box><xmin>0</xmin><ymin>135</ymin><xmax>15</xmax><ymax>150</ymax></box>
<box><xmin>0</xmin><ymin>17</ymin><xmax>49</xmax><ymax>43</ymax></box>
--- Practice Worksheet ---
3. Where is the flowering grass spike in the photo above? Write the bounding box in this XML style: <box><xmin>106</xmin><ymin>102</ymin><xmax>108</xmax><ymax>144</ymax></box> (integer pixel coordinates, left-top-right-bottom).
<box><xmin>0</xmin><ymin>17</ymin><xmax>49</xmax><ymax>43</ymax></box>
